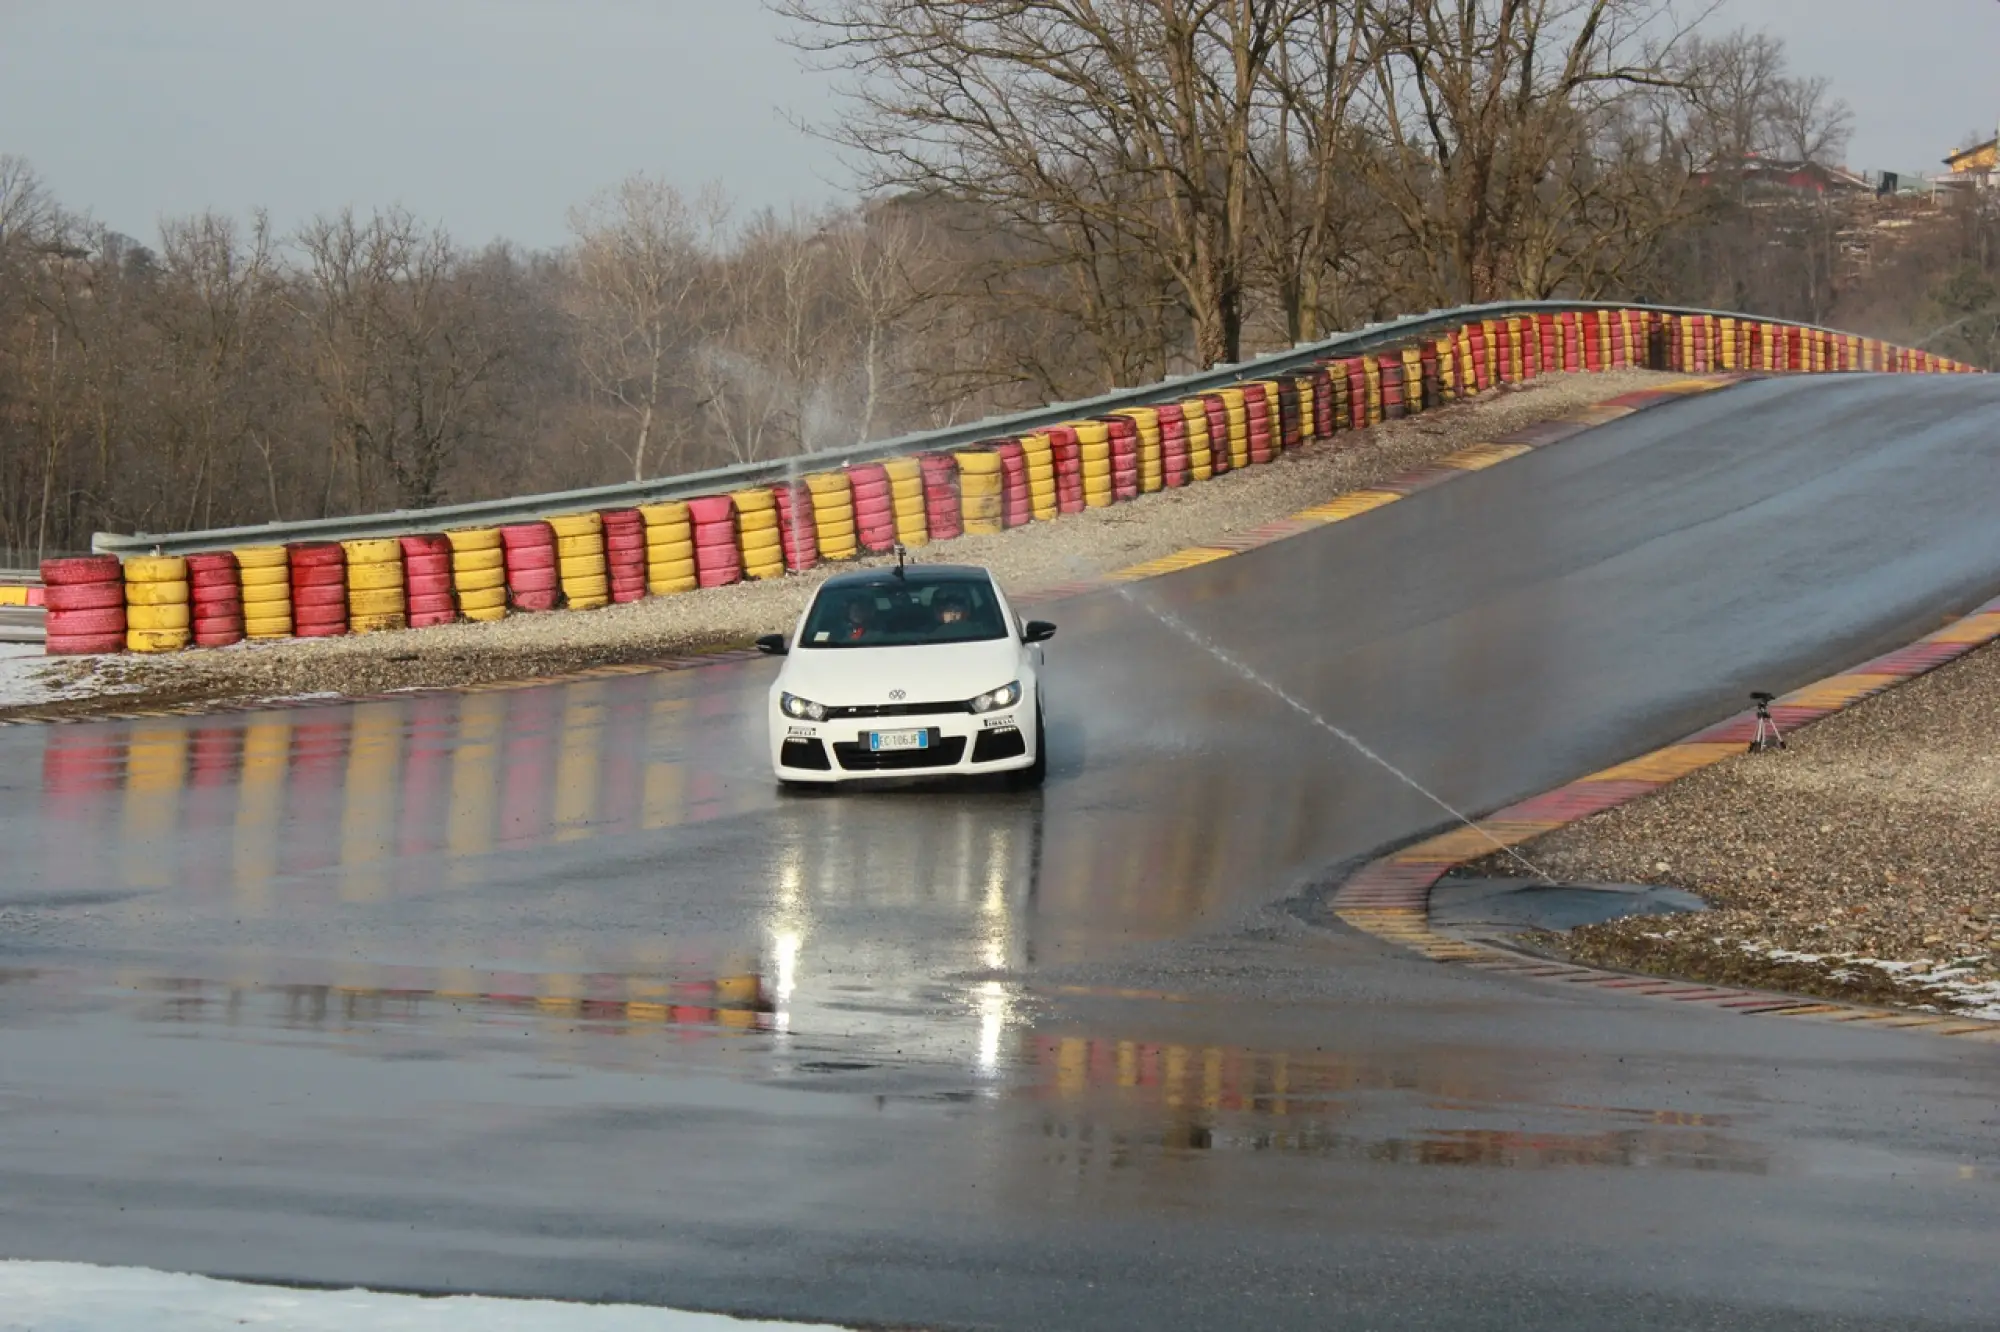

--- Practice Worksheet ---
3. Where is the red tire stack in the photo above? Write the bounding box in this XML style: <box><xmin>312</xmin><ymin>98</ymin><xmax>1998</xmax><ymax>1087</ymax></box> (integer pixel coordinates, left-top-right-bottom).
<box><xmin>1047</xmin><ymin>426</ymin><xmax>1086</xmax><ymax>514</ymax></box>
<box><xmin>501</xmin><ymin>522</ymin><xmax>560</xmax><ymax>612</ymax></box>
<box><xmin>1312</xmin><ymin>366</ymin><xmax>1337</xmax><ymax>436</ymax></box>
<box><xmin>40</xmin><ymin>556</ymin><xmax>126</xmax><ymax>656</ymax></box>
<box><xmin>1104</xmin><ymin>417</ymin><xmax>1141</xmax><ymax>500</ymax></box>
<box><xmin>1244</xmin><ymin>389</ymin><xmax>1275</xmax><ymax>462</ymax></box>
<box><xmin>844</xmin><ymin>465</ymin><xmax>897</xmax><ymax>554</ymax></box>
<box><xmin>400</xmin><ymin>534</ymin><xmax>457</xmax><ymax>627</ymax></box>
<box><xmin>1379</xmin><ymin>357</ymin><xmax>1407</xmax><ymax>421</ymax></box>
<box><xmin>919</xmin><ymin>454</ymin><xmax>963</xmax><ymax>541</ymax></box>
<box><xmin>1340</xmin><ymin>361</ymin><xmax>1366</xmax><ymax>429</ymax></box>
<box><xmin>688</xmin><ymin>497</ymin><xmax>742</xmax><ymax>588</ymax></box>
<box><xmin>187</xmin><ymin>552</ymin><xmax>244</xmax><ymax>648</ymax></box>
<box><xmin>599</xmin><ymin>509</ymin><xmax>649</xmax><ymax>604</ymax></box>
<box><xmin>994</xmin><ymin>441</ymin><xmax>1032</xmax><ymax>528</ymax></box>
<box><xmin>1159</xmin><ymin>406</ymin><xmax>1191</xmax><ymax>488</ymax></box>
<box><xmin>288</xmin><ymin>543</ymin><xmax>349</xmax><ymax>638</ymax></box>
<box><xmin>772</xmin><ymin>483</ymin><xmax>819</xmax><ymax>572</ymax></box>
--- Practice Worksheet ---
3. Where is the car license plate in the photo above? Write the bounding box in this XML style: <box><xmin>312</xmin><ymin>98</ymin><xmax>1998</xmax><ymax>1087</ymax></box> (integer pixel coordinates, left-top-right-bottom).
<box><xmin>869</xmin><ymin>728</ymin><xmax>928</xmax><ymax>752</ymax></box>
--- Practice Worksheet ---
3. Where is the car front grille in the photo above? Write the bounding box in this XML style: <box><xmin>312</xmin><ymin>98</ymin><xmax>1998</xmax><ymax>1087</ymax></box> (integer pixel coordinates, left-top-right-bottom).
<box><xmin>833</xmin><ymin>734</ymin><xmax>968</xmax><ymax>771</ymax></box>
<box><xmin>824</xmin><ymin>700</ymin><xmax>972</xmax><ymax>720</ymax></box>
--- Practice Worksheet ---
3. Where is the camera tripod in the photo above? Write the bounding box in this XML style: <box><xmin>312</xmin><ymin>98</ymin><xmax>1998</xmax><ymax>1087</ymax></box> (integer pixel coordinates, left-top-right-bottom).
<box><xmin>1747</xmin><ymin>691</ymin><xmax>1786</xmax><ymax>753</ymax></box>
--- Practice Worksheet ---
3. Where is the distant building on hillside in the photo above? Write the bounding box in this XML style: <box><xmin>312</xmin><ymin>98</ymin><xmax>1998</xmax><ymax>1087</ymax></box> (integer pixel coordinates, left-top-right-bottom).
<box><xmin>1938</xmin><ymin>137</ymin><xmax>1999</xmax><ymax>190</ymax></box>
<box><xmin>1693</xmin><ymin>155</ymin><xmax>1872</xmax><ymax>196</ymax></box>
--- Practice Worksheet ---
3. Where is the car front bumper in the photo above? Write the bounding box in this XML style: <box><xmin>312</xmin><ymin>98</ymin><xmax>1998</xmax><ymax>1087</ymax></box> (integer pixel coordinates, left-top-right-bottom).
<box><xmin>772</xmin><ymin>709</ymin><xmax>1034</xmax><ymax>782</ymax></box>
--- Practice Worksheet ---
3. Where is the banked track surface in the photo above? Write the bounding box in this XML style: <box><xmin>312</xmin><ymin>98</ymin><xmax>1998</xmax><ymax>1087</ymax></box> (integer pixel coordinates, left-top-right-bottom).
<box><xmin>2</xmin><ymin>374</ymin><xmax>1999</xmax><ymax>1330</ymax></box>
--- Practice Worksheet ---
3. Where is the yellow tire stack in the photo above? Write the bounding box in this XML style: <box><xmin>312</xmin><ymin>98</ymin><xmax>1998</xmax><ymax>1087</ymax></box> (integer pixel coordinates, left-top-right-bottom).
<box><xmin>1400</xmin><ymin>348</ymin><xmax>1425</xmax><ymax>411</ymax></box>
<box><xmin>446</xmin><ymin>528</ymin><xmax>507</xmax><ymax>622</ymax></box>
<box><xmin>124</xmin><ymin>556</ymin><xmax>190</xmax><ymax>653</ymax></box>
<box><xmin>1018</xmin><ymin>432</ymin><xmax>1059</xmax><ymax>521</ymax></box>
<box><xmin>342</xmin><ymin>538</ymin><xmax>406</xmax><ymax>633</ymax></box>
<box><xmin>1295</xmin><ymin>374</ymin><xmax>1317</xmax><ymax>441</ymax></box>
<box><xmin>954</xmin><ymin>451</ymin><xmax>1005</xmax><ymax>534</ymax></box>
<box><xmin>234</xmin><ymin>546</ymin><xmax>292</xmax><ymax>639</ymax></box>
<box><xmin>639</xmin><ymin>501</ymin><xmax>697</xmax><ymax>594</ymax></box>
<box><xmin>1111</xmin><ymin>408</ymin><xmax>1164</xmax><ymax>493</ymax></box>
<box><xmin>1071</xmin><ymin>420</ymin><xmax>1113</xmax><ymax>508</ymax></box>
<box><xmin>882</xmin><ymin>458</ymin><xmax>928</xmax><ymax>548</ymax></box>
<box><xmin>546</xmin><ymin>512</ymin><xmax>609</xmax><ymax>609</ymax></box>
<box><xmin>806</xmin><ymin>472</ymin><xmax>859</xmax><ymax>560</ymax></box>
<box><xmin>732</xmin><ymin>488</ymin><xmax>785</xmax><ymax>580</ymax></box>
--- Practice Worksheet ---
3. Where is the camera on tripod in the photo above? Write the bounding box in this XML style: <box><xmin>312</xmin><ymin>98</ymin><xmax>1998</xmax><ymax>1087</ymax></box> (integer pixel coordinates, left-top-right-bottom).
<box><xmin>1748</xmin><ymin>691</ymin><xmax>1785</xmax><ymax>753</ymax></box>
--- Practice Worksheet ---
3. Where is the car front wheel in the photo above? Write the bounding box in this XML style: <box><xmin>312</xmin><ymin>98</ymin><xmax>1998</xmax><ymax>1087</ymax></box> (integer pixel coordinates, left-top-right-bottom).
<box><xmin>1011</xmin><ymin>706</ymin><xmax>1048</xmax><ymax>789</ymax></box>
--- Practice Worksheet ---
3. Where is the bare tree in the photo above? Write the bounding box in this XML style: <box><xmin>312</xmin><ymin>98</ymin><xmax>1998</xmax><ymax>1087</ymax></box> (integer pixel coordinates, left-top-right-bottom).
<box><xmin>566</xmin><ymin>176</ymin><xmax>722</xmax><ymax>480</ymax></box>
<box><xmin>1766</xmin><ymin>73</ymin><xmax>1852</xmax><ymax>166</ymax></box>
<box><xmin>291</xmin><ymin>208</ymin><xmax>508</xmax><ymax>511</ymax></box>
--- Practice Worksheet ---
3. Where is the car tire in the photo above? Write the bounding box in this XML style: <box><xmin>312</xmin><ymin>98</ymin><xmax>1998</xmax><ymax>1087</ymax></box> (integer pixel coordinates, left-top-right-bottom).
<box><xmin>1011</xmin><ymin>706</ymin><xmax>1048</xmax><ymax>789</ymax></box>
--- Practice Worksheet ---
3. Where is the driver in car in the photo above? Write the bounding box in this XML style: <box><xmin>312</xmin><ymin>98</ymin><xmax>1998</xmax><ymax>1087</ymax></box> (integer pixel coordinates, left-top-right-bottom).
<box><xmin>842</xmin><ymin>598</ymin><xmax>875</xmax><ymax>642</ymax></box>
<box><xmin>933</xmin><ymin>590</ymin><xmax>970</xmax><ymax>628</ymax></box>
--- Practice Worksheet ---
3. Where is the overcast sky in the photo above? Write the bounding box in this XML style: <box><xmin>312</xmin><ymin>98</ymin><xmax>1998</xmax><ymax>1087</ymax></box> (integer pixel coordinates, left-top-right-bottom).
<box><xmin>1</xmin><ymin>0</ymin><xmax>1993</xmax><ymax>251</ymax></box>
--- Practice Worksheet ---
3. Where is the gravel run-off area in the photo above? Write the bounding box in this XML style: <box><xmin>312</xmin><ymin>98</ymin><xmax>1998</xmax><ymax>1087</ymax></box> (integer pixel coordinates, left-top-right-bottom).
<box><xmin>2</xmin><ymin>370</ymin><xmax>1678</xmax><ymax>722</ymax></box>
<box><xmin>1468</xmin><ymin>638</ymin><xmax>2000</xmax><ymax>1019</ymax></box>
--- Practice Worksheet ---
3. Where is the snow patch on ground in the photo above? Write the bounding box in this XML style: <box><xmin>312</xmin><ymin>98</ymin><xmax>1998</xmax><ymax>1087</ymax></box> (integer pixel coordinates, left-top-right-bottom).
<box><xmin>1749</xmin><ymin>943</ymin><xmax>2000</xmax><ymax>1020</ymax></box>
<box><xmin>0</xmin><ymin>1262</ymin><xmax>844</xmax><ymax>1332</ymax></box>
<box><xmin>0</xmin><ymin>644</ymin><xmax>64</xmax><ymax>709</ymax></box>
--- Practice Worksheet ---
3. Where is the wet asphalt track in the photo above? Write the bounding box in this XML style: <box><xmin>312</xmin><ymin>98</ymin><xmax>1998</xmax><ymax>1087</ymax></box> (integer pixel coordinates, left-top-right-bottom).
<box><xmin>3</xmin><ymin>373</ymin><xmax>2000</xmax><ymax>1330</ymax></box>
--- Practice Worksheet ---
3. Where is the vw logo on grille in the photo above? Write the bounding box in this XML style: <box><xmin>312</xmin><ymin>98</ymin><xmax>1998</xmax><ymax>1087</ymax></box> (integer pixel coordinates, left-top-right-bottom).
<box><xmin>888</xmin><ymin>689</ymin><xmax>907</xmax><ymax>700</ymax></box>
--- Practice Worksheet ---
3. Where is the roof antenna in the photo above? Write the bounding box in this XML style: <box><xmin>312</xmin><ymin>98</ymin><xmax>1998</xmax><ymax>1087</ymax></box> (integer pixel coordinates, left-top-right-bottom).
<box><xmin>892</xmin><ymin>541</ymin><xmax>908</xmax><ymax>578</ymax></box>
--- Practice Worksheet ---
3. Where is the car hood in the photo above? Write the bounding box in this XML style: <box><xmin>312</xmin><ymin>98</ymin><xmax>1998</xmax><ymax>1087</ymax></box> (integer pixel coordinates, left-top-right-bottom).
<box><xmin>779</xmin><ymin>638</ymin><xmax>1021</xmax><ymax>706</ymax></box>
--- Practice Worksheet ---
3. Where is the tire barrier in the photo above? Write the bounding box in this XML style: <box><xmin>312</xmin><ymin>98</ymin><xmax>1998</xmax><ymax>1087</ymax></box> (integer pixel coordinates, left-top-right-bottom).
<box><xmin>771</xmin><ymin>483</ymin><xmax>820</xmax><ymax>573</ymax></box>
<box><xmin>955</xmin><ymin>448</ymin><xmax>1006</xmax><ymax>535</ymax></box>
<box><xmin>688</xmin><ymin>495</ymin><xmax>743</xmax><ymax>589</ymax></box>
<box><xmin>501</xmin><ymin>522</ymin><xmax>560</xmax><ymax>612</ymax></box>
<box><xmin>50</xmin><ymin>306</ymin><xmax>1979</xmax><ymax>657</ymax></box>
<box><xmin>1018</xmin><ymin>432</ymin><xmax>1059</xmax><ymax>521</ymax></box>
<box><xmin>883</xmin><ymin>457</ymin><xmax>930</xmax><ymax>548</ymax></box>
<box><xmin>400</xmin><ymin>533</ymin><xmax>457</xmax><ymax>627</ymax></box>
<box><xmin>1197</xmin><ymin>395</ymin><xmax>1233</xmax><ymax>475</ymax></box>
<box><xmin>1048</xmin><ymin>426</ymin><xmax>1086</xmax><ymax>514</ymax></box>
<box><xmin>806</xmin><ymin>471</ymin><xmax>860</xmax><ymax>561</ymax></box>
<box><xmin>1104</xmin><ymin>416</ymin><xmax>1141</xmax><ymax>501</ymax></box>
<box><xmin>342</xmin><ymin>538</ymin><xmax>406</xmax><ymax>634</ymax></box>
<box><xmin>920</xmin><ymin>453</ymin><xmax>964</xmax><ymax>540</ymax></box>
<box><xmin>41</xmin><ymin>555</ymin><xmax>127</xmax><ymax>655</ymax></box>
<box><xmin>235</xmin><ymin>545</ymin><xmax>293</xmax><ymax>639</ymax></box>
<box><xmin>287</xmin><ymin>543</ymin><xmax>348</xmax><ymax>638</ymax></box>
<box><xmin>120</xmin><ymin>555</ymin><xmax>191</xmax><ymax>653</ymax></box>
<box><xmin>546</xmin><ymin>511</ymin><xmax>610</xmax><ymax>609</ymax></box>
<box><xmin>1243</xmin><ymin>383</ymin><xmax>1275</xmax><ymax>462</ymax></box>
<box><xmin>187</xmin><ymin>551</ymin><xmax>244</xmax><ymax>648</ymax></box>
<box><xmin>447</xmin><ymin>528</ymin><xmax>507</xmax><ymax>623</ymax></box>
<box><xmin>638</xmin><ymin>501</ymin><xmax>698</xmax><ymax>595</ymax></box>
<box><xmin>1159</xmin><ymin>404</ymin><xmax>1192</xmax><ymax>488</ymax></box>
<box><xmin>846</xmin><ymin>463</ymin><xmax>899</xmax><ymax>553</ymax></box>
<box><xmin>731</xmin><ymin>488</ymin><xmax>786</xmax><ymax>581</ymax></box>
<box><xmin>994</xmin><ymin>440</ymin><xmax>1033</xmax><ymax>528</ymax></box>
<box><xmin>598</xmin><ymin>509</ymin><xmax>649</xmax><ymax>605</ymax></box>
<box><xmin>1073</xmin><ymin>420</ymin><xmax>1114</xmax><ymax>509</ymax></box>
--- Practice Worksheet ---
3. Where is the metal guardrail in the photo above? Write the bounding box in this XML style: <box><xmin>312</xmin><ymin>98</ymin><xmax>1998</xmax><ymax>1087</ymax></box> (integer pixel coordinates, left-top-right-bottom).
<box><xmin>91</xmin><ymin>299</ymin><xmax>1912</xmax><ymax>557</ymax></box>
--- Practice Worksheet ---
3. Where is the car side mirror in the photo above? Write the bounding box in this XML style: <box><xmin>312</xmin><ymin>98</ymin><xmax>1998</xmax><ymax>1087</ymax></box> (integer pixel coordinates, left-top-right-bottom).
<box><xmin>1023</xmin><ymin>620</ymin><xmax>1057</xmax><ymax>644</ymax></box>
<box><xmin>755</xmin><ymin>633</ymin><xmax>788</xmax><ymax>656</ymax></box>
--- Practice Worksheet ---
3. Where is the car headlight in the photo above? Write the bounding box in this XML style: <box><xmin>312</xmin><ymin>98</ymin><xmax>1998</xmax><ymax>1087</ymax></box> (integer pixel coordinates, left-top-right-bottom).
<box><xmin>781</xmin><ymin>692</ymin><xmax>827</xmax><ymax>722</ymax></box>
<box><xmin>970</xmin><ymin>681</ymin><xmax>1022</xmax><ymax>714</ymax></box>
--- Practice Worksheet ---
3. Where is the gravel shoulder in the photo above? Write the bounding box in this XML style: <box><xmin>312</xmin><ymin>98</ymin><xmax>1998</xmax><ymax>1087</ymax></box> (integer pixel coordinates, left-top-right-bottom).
<box><xmin>1469</xmin><ymin>639</ymin><xmax>2000</xmax><ymax>1018</ymax></box>
<box><xmin>2</xmin><ymin>370</ymin><xmax>1678</xmax><ymax>722</ymax></box>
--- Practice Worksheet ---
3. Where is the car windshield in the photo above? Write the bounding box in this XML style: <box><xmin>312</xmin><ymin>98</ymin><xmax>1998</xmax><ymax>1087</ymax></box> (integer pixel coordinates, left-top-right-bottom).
<box><xmin>798</xmin><ymin>576</ymin><xmax>1008</xmax><ymax>648</ymax></box>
